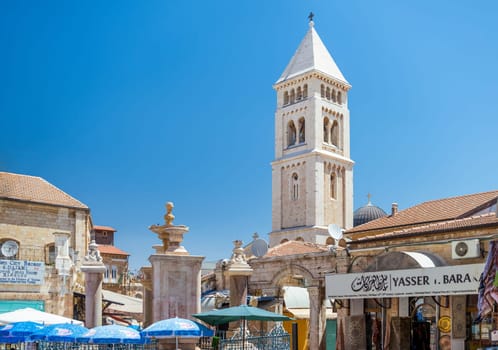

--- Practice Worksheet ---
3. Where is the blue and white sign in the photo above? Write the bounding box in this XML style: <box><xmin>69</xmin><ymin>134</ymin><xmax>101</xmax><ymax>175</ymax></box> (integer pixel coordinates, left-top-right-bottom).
<box><xmin>0</xmin><ymin>260</ymin><xmax>45</xmax><ymax>285</ymax></box>
<box><xmin>326</xmin><ymin>263</ymin><xmax>484</xmax><ymax>299</ymax></box>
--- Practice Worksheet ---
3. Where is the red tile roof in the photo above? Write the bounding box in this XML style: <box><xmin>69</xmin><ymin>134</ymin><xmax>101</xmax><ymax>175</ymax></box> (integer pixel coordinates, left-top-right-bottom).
<box><xmin>98</xmin><ymin>244</ymin><xmax>129</xmax><ymax>256</ymax></box>
<box><xmin>94</xmin><ymin>225</ymin><xmax>117</xmax><ymax>232</ymax></box>
<box><xmin>0</xmin><ymin>172</ymin><xmax>88</xmax><ymax>209</ymax></box>
<box><xmin>352</xmin><ymin>213</ymin><xmax>498</xmax><ymax>243</ymax></box>
<box><xmin>347</xmin><ymin>190</ymin><xmax>498</xmax><ymax>234</ymax></box>
<box><xmin>265</xmin><ymin>240</ymin><xmax>328</xmax><ymax>257</ymax></box>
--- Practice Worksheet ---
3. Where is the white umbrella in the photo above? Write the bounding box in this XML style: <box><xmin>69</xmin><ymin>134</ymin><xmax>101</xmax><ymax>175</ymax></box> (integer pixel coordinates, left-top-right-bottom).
<box><xmin>0</xmin><ymin>308</ymin><xmax>83</xmax><ymax>325</ymax></box>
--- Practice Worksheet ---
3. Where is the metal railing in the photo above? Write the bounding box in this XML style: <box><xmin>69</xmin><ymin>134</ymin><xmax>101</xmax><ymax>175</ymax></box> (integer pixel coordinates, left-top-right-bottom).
<box><xmin>219</xmin><ymin>334</ymin><xmax>290</xmax><ymax>350</ymax></box>
<box><xmin>217</xmin><ymin>324</ymin><xmax>290</xmax><ymax>350</ymax></box>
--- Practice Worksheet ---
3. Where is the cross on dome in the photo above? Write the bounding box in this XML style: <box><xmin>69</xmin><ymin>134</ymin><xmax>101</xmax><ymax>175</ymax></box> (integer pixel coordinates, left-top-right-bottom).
<box><xmin>308</xmin><ymin>12</ymin><xmax>315</xmax><ymax>27</ymax></box>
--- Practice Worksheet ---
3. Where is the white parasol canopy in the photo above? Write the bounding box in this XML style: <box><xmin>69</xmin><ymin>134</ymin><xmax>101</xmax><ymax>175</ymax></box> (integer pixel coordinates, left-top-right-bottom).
<box><xmin>0</xmin><ymin>308</ymin><xmax>83</xmax><ymax>325</ymax></box>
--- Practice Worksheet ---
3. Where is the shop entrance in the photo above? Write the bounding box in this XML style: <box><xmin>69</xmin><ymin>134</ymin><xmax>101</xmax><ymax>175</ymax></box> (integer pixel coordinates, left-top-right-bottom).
<box><xmin>363</xmin><ymin>297</ymin><xmax>440</xmax><ymax>350</ymax></box>
<box><xmin>410</xmin><ymin>298</ymin><xmax>437</xmax><ymax>350</ymax></box>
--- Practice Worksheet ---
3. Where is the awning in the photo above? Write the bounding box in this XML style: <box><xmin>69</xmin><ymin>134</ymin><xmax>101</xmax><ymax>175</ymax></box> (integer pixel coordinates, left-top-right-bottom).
<box><xmin>285</xmin><ymin>308</ymin><xmax>337</xmax><ymax>319</ymax></box>
<box><xmin>283</xmin><ymin>286</ymin><xmax>335</xmax><ymax>319</ymax></box>
<box><xmin>364</xmin><ymin>251</ymin><xmax>445</xmax><ymax>272</ymax></box>
<box><xmin>102</xmin><ymin>290</ymin><xmax>142</xmax><ymax>314</ymax></box>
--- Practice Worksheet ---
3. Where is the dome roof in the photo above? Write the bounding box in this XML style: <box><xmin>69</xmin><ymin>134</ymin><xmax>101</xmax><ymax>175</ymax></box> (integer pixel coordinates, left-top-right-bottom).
<box><xmin>353</xmin><ymin>201</ymin><xmax>387</xmax><ymax>227</ymax></box>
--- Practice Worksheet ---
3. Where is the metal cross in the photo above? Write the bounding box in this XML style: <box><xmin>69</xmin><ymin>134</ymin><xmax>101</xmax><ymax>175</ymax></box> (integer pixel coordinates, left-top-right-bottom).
<box><xmin>308</xmin><ymin>12</ymin><xmax>315</xmax><ymax>22</ymax></box>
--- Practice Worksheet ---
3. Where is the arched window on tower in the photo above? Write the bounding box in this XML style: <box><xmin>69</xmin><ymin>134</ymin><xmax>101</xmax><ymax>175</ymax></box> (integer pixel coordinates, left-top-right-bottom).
<box><xmin>331</xmin><ymin>120</ymin><xmax>339</xmax><ymax>147</ymax></box>
<box><xmin>290</xmin><ymin>89</ymin><xmax>296</xmax><ymax>104</ymax></box>
<box><xmin>326</xmin><ymin>87</ymin><xmax>331</xmax><ymax>100</ymax></box>
<box><xmin>330</xmin><ymin>172</ymin><xmax>337</xmax><ymax>199</ymax></box>
<box><xmin>332</xmin><ymin>89</ymin><xmax>337</xmax><ymax>103</ymax></box>
<box><xmin>296</xmin><ymin>87</ymin><xmax>302</xmax><ymax>100</ymax></box>
<box><xmin>320</xmin><ymin>84</ymin><xmax>325</xmax><ymax>98</ymax></box>
<box><xmin>298</xmin><ymin>118</ymin><xmax>305</xmax><ymax>143</ymax></box>
<box><xmin>337</xmin><ymin>91</ymin><xmax>342</xmax><ymax>105</ymax></box>
<box><xmin>292</xmin><ymin>173</ymin><xmax>299</xmax><ymax>200</ymax></box>
<box><xmin>303</xmin><ymin>84</ymin><xmax>308</xmax><ymax>98</ymax></box>
<box><xmin>323</xmin><ymin>117</ymin><xmax>329</xmax><ymax>143</ymax></box>
<box><xmin>287</xmin><ymin>121</ymin><xmax>297</xmax><ymax>147</ymax></box>
<box><xmin>283</xmin><ymin>91</ymin><xmax>289</xmax><ymax>105</ymax></box>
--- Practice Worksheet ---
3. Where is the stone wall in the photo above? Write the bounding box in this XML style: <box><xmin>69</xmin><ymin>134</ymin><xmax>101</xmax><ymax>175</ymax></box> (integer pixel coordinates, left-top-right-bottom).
<box><xmin>0</xmin><ymin>199</ymin><xmax>90</xmax><ymax>317</ymax></box>
<box><xmin>280</xmin><ymin>162</ymin><xmax>307</xmax><ymax>229</ymax></box>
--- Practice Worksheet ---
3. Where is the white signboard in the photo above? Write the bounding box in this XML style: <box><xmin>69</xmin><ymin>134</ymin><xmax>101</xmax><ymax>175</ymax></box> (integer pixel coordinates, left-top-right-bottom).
<box><xmin>0</xmin><ymin>259</ymin><xmax>45</xmax><ymax>285</ymax></box>
<box><xmin>326</xmin><ymin>263</ymin><xmax>484</xmax><ymax>299</ymax></box>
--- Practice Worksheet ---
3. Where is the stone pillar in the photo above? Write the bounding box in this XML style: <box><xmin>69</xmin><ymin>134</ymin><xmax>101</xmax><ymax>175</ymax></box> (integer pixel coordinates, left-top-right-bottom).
<box><xmin>53</xmin><ymin>231</ymin><xmax>73</xmax><ymax>316</ymax></box>
<box><xmin>149</xmin><ymin>254</ymin><xmax>203</xmax><ymax>320</ymax></box>
<box><xmin>308</xmin><ymin>285</ymin><xmax>327</xmax><ymax>350</ymax></box>
<box><xmin>140</xmin><ymin>266</ymin><xmax>153</xmax><ymax>328</ymax></box>
<box><xmin>334</xmin><ymin>249</ymin><xmax>351</xmax><ymax>350</ymax></box>
<box><xmin>81</xmin><ymin>240</ymin><xmax>106</xmax><ymax>328</ymax></box>
<box><xmin>227</xmin><ymin>240</ymin><xmax>253</xmax><ymax>307</ymax></box>
<box><xmin>148</xmin><ymin>202</ymin><xmax>204</xmax><ymax>350</ymax></box>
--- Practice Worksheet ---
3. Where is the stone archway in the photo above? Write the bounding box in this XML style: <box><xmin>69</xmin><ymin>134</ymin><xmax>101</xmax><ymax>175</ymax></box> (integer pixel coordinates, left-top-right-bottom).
<box><xmin>271</xmin><ymin>263</ymin><xmax>316</xmax><ymax>290</ymax></box>
<box><xmin>249</xmin><ymin>253</ymin><xmax>334</xmax><ymax>350</ymax></box>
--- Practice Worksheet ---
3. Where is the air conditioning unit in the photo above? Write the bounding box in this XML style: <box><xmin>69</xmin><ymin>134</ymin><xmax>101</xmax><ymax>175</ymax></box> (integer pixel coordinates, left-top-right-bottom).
<box><xmin>452</xmin><ymin>239</ymin><xmax>481</xmax><ymax>259</ymax></box>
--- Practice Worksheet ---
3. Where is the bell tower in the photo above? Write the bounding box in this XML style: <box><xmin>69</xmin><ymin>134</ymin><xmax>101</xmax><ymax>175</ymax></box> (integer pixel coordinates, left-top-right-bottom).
<box><xmin>269</xmin><ymin>17</ymin><xmax>354</xmax><ymax>247</ymax></box>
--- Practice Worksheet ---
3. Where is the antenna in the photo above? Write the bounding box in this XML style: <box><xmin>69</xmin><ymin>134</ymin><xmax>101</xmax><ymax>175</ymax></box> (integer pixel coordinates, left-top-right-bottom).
<box><xmin>327</xmin><ymin>224</ymin><xmax>343</xmax><ymax>241</ymax></box>
<box><xmin>251</xmin><ymin>238</ymin><xmax>269</xmax><ymax>257</ymax></box>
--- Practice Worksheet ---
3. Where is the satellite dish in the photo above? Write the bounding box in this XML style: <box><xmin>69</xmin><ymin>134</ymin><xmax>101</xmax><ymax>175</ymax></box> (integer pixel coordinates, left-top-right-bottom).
<box><xmin>328</xmin><ymin>224</ymin><xmax>343</xmax><ymax>240</ymax></box>
<box><xmin>251</xmin><ymin>238</ymin><xmax>269</xmax><ymax>257</ymax></box>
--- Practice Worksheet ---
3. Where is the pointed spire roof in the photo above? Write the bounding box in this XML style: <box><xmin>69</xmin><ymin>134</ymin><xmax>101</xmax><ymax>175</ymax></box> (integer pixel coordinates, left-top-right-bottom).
<box><xmin>276</xmin><ymin>21</ymin><xmax>349</xmax><ymax>85</ymax></box>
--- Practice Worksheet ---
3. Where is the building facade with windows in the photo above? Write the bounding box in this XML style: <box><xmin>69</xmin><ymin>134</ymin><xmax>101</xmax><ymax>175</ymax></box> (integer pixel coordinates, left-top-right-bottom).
<box><xmin>0</xmin><ymin>172</ymin><xmax>91</xmax><ymax>317</ymax></box>
<box><xmin>93</xmin><ymin>225</ymin><xmax>132</xmax><ymax>295</ymax></box>
<box><xmin>269</xmin><ymin>19</ymin><xmax>354</xmax><ymax>248</ymax></box>
<box><xmin>326</xmin><ymin>191</ymin><xmax>498</xmax><ymax>350</ymax></box>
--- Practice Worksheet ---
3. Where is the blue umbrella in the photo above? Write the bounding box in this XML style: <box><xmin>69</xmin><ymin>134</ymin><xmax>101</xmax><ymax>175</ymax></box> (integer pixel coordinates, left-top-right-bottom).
<box><xmin>0</xmin><ymin>335</ymin><xmax>26</xmax><ymax>344</ymax></box>
<box><xmin>142</xmin><ymin>317</ymin><xmax>203</xmax><ymax>349</ymax></box>
<box><xmin>141</xmin><ymin>317</ymin><xmax>202</xmax><ymax>337</ymax></box>
<box><xmin>29</xmin><ymin>323</ymin><xmax>89</xmax><ymax>342</ymax></box>
<box><xmin>0</xmin><ymin>321</ymin><xmax>44</xmax><ymax>337</ymax></box>
<box><xmin>76</xmin><ymin>325</ymin><xmax>144</xmax><ymax>344</ymax></box>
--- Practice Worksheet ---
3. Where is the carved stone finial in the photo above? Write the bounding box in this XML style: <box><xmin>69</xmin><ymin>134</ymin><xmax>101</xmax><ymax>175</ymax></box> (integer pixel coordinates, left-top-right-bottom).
<box><xmin>84</xmin><ymin>240</ymin><xmax>102</xmax><ymax>262</ymax></box>
<box><xmin>230</xmin><ymin>240</ymin><xmax>246</xmax><ymax>264</ymax></box>
<box><xmin>164</xmin><ymin>202</ymin><xmax>175</xmax><ymax>225</ymax></box>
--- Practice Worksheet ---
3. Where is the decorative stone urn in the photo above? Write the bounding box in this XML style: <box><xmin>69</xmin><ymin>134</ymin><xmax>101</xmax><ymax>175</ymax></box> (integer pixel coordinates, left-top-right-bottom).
<box><xmin>149</xmin><ymin>202</ymin><xmax>189</xmax><ymax>255</ymax></box>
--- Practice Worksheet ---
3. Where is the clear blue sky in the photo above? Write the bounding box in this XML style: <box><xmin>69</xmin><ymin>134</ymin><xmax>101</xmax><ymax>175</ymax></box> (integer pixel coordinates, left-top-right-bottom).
<box><xmin>2</xmin><ymin>1</ymin><xmax>498</xmax><ymax>272</ymax></box>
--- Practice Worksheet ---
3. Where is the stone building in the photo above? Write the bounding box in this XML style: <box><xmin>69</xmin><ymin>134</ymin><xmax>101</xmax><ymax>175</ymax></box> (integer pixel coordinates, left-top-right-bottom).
<box><xmin>269</xmin><ymin>18</ymin><xmax>354</xmax><ymax>247</ymax></box>
<box><xmin>248</xmin><ymin>17</ymin><xmax>497</xmax><ymax>350</ymax></box>
<box><xmin>326</xmin><ymin>191</ymin><xmax>498</xmax><ymax>350</ymax></box>
<box><xmin>0</xmin><ymin>171</ymin><xmax>91</xmax><ymax>317</ymax></box>
<box><xmin>248</xmin><ymin>18</ymin><xmax>349</xmax><ymax>350</ymax></box>
<box><xmin>93</xmin><ymin>225</ymin><xmax>132</xmax><ymax>295</ymax></box>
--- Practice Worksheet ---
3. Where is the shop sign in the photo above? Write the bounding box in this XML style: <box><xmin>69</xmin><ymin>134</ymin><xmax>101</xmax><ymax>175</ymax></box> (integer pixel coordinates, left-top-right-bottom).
<box><xmin>326</xmin><ymin>263</ymin><xmax>484</xmax><ymax>299</ymax></box>
<box><xmin>0</xmin><ymin>259</ymin><xmax>45</xmax><ymax>285</ymax></box>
